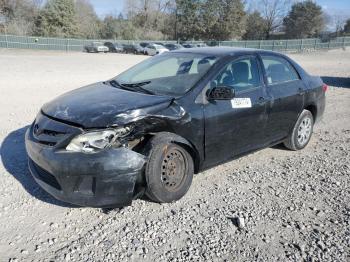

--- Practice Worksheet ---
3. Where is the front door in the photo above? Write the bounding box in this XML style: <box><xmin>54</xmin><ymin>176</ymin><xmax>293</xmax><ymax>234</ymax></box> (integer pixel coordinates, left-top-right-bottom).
<box><xmin>203</xmin><ymin>55</ymin><xmax>269</xmax><ymax>167</ymax></box>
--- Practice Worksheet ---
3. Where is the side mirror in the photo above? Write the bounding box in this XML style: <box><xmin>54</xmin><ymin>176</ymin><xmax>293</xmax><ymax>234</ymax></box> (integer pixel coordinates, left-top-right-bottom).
<box><xmin>207</xmin><ymin>86</ymin><xmax>235</xmax><ymax>100</ymax></box>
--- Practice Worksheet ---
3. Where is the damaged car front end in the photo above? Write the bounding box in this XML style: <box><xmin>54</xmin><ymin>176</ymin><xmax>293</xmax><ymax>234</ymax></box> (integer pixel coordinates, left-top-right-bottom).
<box><xmin>25</xmin><ymin>94</ymin><xmax>193</xmax><ymax>207</ymax></box>
<box><xmin>25</xmin><ymin>67</ymin><xmax>200</xmax><ymax>208</ymax></box>
<box><xmin>25</xmin><ymin>111</ymin><xmax>148</xmax><ymax>207</ymax></box>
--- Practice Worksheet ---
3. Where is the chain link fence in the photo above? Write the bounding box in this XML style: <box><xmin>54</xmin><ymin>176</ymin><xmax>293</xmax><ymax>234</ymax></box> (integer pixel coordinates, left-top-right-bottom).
<box><xmin>0</xmin><ymin>34</ymin><xmax>349</xmax><ymax>52</ymax></box>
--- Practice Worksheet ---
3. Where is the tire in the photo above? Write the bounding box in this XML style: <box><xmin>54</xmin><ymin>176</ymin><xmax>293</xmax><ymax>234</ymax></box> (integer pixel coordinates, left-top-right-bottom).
<box><xmin>284</xmin><ymin>109</ymin><xmax>314</xmax><ymax>151</ymax></box>
<box><xmin>144</xmin><ymin>134</ymin><xmax>194</xmax><ymax>203</ymax></box>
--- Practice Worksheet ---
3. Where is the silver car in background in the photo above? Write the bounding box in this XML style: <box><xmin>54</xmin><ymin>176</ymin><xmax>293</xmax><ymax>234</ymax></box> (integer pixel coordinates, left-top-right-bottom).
<box><xmin>144</xmin><ymin>44</ymin><xmax>169</xmax><ymax>56</ymax></box>
<box><xmin>84</xmin><ymin>42</ymin><xmax>109</xmax><ymax>53</ymax></box>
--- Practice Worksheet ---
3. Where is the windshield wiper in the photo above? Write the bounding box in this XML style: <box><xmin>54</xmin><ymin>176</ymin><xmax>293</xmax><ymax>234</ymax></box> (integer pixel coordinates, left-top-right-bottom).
<box><xmin>108</xmin><ymin>80</ymin><xmax>154</xmax><ymax>94</ymax></box>
<box><xmin>121</xmin><ymin>81</ymin><xmax>151</xmax><ymax>88</ymax></box>
<box><xmin>120</xmin><ymin>81</ymin><xmax>154</xmax><ymax>95</ymax></box>
<box><xmin>121</xmin><ymin>81</ymin><xmax>154</xmax><ymax>95</ymax></box>
<box><xmin>108</xmin><ymin>80</ymin><xmax>122</xmax><ymax>88</ymax></box>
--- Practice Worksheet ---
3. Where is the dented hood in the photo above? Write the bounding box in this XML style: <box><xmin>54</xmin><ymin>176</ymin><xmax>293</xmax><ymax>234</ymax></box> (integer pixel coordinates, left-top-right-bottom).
<box><xmin>41</xmin><ymin>82</ymin><xmax>173</xmax><ymax>128</ymax></box>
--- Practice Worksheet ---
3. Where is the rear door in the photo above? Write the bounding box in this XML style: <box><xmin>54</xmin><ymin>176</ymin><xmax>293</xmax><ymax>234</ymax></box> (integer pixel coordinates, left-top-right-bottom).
<box><xmin>259</xmin><ymin>54</ymin><xmax>305</xmax><ymax>142</ymax></box>
<box><xmin>203</xmin><ymin>55</ymin><xmax>269</xmax><ymax>167</ymax></box>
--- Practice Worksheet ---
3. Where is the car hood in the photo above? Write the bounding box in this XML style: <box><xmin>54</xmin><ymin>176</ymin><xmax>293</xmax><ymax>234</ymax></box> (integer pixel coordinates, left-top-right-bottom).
<box><xmin>41</xmin><ymin>82</ymin><xmax>173</xmax><ymax>128</ymax></box>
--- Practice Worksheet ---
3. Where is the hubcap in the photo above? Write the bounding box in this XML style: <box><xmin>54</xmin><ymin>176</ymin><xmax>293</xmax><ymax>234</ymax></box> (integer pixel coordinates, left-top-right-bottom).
<box><xmin>297</xmin><ymin>116</ymin><xmax>312</xmax><ymax>146</ymax></box>
<box><xmin>161</xmin><ymin>148</ymin><xmax>187</xmax><ymax>192</ymax></box>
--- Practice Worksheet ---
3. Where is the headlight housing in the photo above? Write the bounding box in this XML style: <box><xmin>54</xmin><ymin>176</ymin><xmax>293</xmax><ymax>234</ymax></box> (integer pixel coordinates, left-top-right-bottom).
<box><xmin>66</xmin><ymin>127</ymin><xmax>131</xmax><ymax>153</ymax></box>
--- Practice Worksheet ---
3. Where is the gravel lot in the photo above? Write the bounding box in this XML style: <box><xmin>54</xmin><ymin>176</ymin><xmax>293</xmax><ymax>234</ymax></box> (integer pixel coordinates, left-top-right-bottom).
<box><xmin>0</xmin><ymin>48</ymin><xmax>349</xmax><ymax>261</ymax></box>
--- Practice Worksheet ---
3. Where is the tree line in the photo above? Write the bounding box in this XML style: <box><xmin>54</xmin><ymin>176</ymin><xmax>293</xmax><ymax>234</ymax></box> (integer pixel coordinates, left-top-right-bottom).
<box><xmin>0</xmin><ymin>0</ymin><xmax>349</xmax><ymax>41</ymax></box>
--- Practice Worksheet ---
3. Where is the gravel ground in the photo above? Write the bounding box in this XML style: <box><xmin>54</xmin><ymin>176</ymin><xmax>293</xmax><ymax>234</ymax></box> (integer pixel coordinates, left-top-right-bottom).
<box><xmin>0</xmin><ymin>48</ymin><xmax>349</xmax><ymax>261</ymax></box>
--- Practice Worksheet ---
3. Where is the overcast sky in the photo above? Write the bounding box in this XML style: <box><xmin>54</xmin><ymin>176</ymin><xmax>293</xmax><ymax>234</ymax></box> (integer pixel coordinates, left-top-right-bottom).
<box><xmin>90</xmin><ymin>0</ymin><xmax>350</xmax><ymax>20</ymax></box>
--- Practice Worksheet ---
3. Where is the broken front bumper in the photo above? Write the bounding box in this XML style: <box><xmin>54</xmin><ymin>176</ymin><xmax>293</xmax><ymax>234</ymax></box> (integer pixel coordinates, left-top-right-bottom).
<box><xmin>25</xmin><ymin>122</ymin><xmax>146</xmax><ymax>208</ymax></box>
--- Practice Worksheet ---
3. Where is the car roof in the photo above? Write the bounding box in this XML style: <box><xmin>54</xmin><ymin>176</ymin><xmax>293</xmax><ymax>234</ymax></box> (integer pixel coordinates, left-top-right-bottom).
<box><xmin>171</xmin><ymin>47</ymin><xmax>281</xmax><ymax>57</ymax></box>
<box><xmin>152</xmin><ymin>44</ymin><xmax>165</xmax><ymax>48</ymax></box>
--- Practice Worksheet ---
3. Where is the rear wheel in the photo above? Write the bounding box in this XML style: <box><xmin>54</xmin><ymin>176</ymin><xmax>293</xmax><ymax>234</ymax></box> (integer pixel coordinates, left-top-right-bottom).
<box><xmin>284</xmin><ymin>109</ymin><xmax>314</xmax><ymax>150</ymax></box>
<box><xmin>145</xmin><ymin>135</ymin><xmax>194</xmax><ymax>203</ymax></box>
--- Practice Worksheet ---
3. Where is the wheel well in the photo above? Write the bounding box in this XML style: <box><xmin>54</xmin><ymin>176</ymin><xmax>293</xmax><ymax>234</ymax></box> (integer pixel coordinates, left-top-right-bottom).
<box><xmin>304</xmin><ymin>104</ymin><xmax>317</xmax><ymax>120</ymax></box>
<box><xmin>135</xmin><ymin>132</ymin><xmax>200</xmax><ymax>174</ymax></box>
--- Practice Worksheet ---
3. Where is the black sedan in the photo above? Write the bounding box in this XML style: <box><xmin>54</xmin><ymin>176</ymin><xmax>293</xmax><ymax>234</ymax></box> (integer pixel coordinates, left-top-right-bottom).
<box><xmin>123</xmin><ymin>44</ymin><xmax>143</xmax><ymax>54</ymax></box>
<box><xmin>182</xmin><ymin>43</ymin><xmax>196</xmax><ymax>48</ymax></box>
<box><xmin>104</xmin><ymin>42</ymin><xmax>124</xmax><ymax>53</ymax></box>
<box><xmin>165</xmin><ymin>43</ymin><xmax>184</xmax><ymax>51</ymax></box>
<box><xmin>25</xmin><ymin>47</ymin><xmax>326</xmax><ymax>207</ymax></box>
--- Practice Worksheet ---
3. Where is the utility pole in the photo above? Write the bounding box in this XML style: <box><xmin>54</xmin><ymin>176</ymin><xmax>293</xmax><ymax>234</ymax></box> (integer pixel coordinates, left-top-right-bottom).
<box><xmin>174</xmin><ymin>7</ymin><xmax>178</xmax><ymax>42</ymax></box>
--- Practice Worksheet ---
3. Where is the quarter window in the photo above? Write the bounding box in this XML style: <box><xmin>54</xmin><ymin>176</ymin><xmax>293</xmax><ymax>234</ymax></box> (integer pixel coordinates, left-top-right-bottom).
<box><xmin>261</xmin><ymin>55</ymin><xmax>299</xmax><ymax>84</ymax></box>
<box><xmin>213</xmin><ymin>57</ymin><xmax>261</xmax><ymax>93</ymax></box>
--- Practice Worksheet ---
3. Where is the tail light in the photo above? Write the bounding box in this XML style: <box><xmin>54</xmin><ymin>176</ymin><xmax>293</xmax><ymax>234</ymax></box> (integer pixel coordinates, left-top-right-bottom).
<box><xmin>322</xmin><ymin>83</ymin><xmax>328</xmax><ymax>92</ymax></box>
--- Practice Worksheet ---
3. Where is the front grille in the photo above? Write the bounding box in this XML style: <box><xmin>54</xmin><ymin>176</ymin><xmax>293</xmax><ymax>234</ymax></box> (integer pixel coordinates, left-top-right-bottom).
<box><xmin>33</xmin><ymin>125</ymin><xmax>67</xmax><ymax>147</ymax></box>
<box><xmin>37</xmin><ymin>140</ymin><xmax>57</xmax><ymax>147</ymax></box>
<box><xmin>31</xmin><ymin>112</ymin><xmax>80</xmax><ymax>147</ymax></box>
<box><xmin>42</xmin><ymin>129</ymin><xmax>66</xmax><ymax>137</ymax></box>
<box><xmin>34</xmin><ymin>128</ymin><xmax>66</xmax><ymax>146</ymax></box>
<box><xmin>31</xmin><ymin>160</ymin><xmax>62</xmax><ymax>190</ymax></box>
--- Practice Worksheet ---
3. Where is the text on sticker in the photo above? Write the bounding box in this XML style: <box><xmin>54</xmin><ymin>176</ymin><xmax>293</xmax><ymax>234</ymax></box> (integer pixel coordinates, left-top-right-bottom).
<box><xmin>231</xmin><ymin>98</ymin><xmax>252</xmax><ymax>108</ymax></box>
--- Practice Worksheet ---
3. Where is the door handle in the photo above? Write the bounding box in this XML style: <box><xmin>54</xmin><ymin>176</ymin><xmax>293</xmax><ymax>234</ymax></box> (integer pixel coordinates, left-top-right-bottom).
<box><xmin>298</xmin><ymin>87</ymin><xmax>305</xmax><ymax>95</ymax></box>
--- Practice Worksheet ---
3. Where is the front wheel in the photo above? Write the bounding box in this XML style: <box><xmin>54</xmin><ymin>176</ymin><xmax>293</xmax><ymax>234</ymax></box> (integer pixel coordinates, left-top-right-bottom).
<box><xmin>284</xmin><ymin>109</ymin><xmax>314</xmax><ymax>150</ymax></box>
<box><xmin>144</xmin><ymin>136</ymin><xmax>194</xmax><ymax>203</ymax></box>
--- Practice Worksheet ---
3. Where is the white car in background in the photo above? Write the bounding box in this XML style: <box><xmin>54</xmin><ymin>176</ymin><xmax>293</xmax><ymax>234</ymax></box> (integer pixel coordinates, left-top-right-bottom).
<box><xmin>144</xmin><ymin>44</ymin><xmax>169</xmax><ymax>56</ymax></box>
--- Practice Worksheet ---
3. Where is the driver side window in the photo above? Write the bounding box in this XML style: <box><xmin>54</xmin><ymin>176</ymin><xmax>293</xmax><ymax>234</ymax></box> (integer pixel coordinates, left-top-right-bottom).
<box><xmin>213</xmin><ymin>57</ymin><xmax>261</xmax><ymax>93</ymax></box>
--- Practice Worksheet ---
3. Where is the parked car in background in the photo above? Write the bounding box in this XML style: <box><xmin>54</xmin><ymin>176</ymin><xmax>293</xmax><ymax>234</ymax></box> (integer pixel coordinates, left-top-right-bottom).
<box><xmin>123</xmin><ymin>44</ymin><xmax>144</xmax><ymax>54</ymax></box>
<box><xmin>165</xmin><ymin>43</ymin><xmax>184</xmax><ymax>51</ymax></box>
<box><xmin>144</xmin><ymin>44</ymin><xmax>169</xmax><ymax>56</ymax></box>
<box><xmin>139</xmin><ymin>42</ymin><xmax>150</xmax><ymax>54</ymax></box>
<box><xmin>182</xmin><ymin>43</ymin><xmax>196</xmax><ymax>48</ymax></box>
<box><xmin>104</xmin><ymin>42</ymin><xmax>124</xmax><ymax>53</ymax></box>
<box><xmin>84</xmin><ymin>42</ymin><xmax>109</xmax><ymax>53</ymax></box>
<box><xmin>25</xmin><ymin>47</ymin><xmax>326</xmax><ymax>207</ymax></box>
<box><xmin>195</xmin><ymin>43</ymin><xmax>208</xmax><ymax>48</ymax></box>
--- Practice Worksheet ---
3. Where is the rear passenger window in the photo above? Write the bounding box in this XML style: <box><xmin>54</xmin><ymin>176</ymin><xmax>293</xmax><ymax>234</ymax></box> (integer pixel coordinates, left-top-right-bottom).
<box><xmin>261</xmin><ymin>55</ymin><xmax>299</xmax><ymax>85</ymax></box>
<box><xmin>214</xmin><ymin>57</ymin><xmax>261</xmax><ymax>93</ymax></box>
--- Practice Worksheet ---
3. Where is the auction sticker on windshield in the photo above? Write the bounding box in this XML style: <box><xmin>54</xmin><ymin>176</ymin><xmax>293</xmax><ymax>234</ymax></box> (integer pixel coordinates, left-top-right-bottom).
<box><xmin>231</xmin><ymin>98</ymin><xmax>252</xmax><ymax>108</ymax></box>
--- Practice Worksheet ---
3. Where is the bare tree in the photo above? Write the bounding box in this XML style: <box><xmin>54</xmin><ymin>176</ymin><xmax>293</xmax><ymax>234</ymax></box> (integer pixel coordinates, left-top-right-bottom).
<box><xmin>331</xmin><ymin>13</ymin><xmax>348</xmax><ymax>37</ymax></box>
<box><xmin>125</xmin><ymin>0</ymin><xmax>173</xmax><ymax>39</ymax></box>
<box><xmin>260</xmin><ymin>0</ymin><xmax>291</xmax><ymax>39</ymax></box>
<box><xmin>0</xmin><ymin>0</ymin><xmax>40</xmax><ymax>35</ymax></box>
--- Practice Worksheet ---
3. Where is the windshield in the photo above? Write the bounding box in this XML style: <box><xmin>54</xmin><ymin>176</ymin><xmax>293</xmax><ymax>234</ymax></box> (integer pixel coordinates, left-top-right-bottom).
<box><xmin>114</xmin><ymin>53</ymin><xmax>218</xmax><ymax>96</ymax></box>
